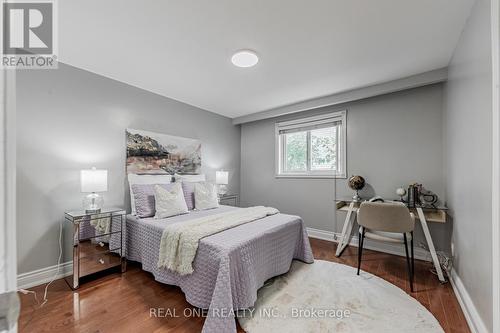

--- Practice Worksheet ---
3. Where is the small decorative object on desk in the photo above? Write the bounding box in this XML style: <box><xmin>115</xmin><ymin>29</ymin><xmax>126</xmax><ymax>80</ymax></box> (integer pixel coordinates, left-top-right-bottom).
<box><xmin>406</xmin><ymin>183</ymin><xmax>439</xmax><ymax>208</ymax></box>
<box><xmin>407</xmin><ymin>183</ymin><xmax>422</xmax><ymax>208</ymax></box>
<box><xmin>419</xmin><ymin>187</ymin><xmax>439</xmax><ymax>208</ymax></box>
<box><xmin>396</xmin><ymin>187</ymin><xmax>407</xmax><ymax>202</ymax></box>
<box><xmin>348</xmin><ymin>175</ymin><xmax>365</xmax><ymax>202</ymax></box>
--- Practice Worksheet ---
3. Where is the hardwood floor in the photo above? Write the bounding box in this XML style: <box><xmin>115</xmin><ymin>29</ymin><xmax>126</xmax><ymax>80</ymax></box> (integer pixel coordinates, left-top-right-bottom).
<box><xmin>18</xmin><ymin>238</ymin><xmax>470</xmax><ymax>333</ymax></box>
<box><xmin>311</xmin><ymin>239</ymin><xmax>470</xmax><ymax>333</ymax></box>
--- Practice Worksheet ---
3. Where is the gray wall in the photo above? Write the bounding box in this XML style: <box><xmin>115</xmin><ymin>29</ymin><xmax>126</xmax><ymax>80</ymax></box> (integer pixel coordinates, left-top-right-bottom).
<box><xmin>241</xmin><ymin>84</ymin><xmax>449</xmax><ymax>251</ymax></box>
<box><xmin>16</xmin><ymin>63</ymin><xmax>241</xmax><ymax>274</ymax></box>
<box><xmin>444</xmin><ymin>0</ymin><xmax>492</xmax><ymax>330</ymax></box>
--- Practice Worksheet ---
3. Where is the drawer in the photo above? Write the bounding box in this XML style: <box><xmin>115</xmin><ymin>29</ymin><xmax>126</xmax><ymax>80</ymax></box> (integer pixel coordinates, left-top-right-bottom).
<box><xmin>74</xmin><ymin>230</ymin><xmax>122</xmax><ymax>246</ymax></box>
<box><xmin>78</xmin><ymin>239</ymin><xmax>121</xmax><ymax>259</ymax></box>
<box><xmin>80</xmin><ymin>251</ymin><xmax>122</xmax><ymax>277</ymax></box>
<box><xmin>77</xmin><ymin>215</ymin><xmax>123</xmax><ymax>241</ymax></box>
<box><xmin>220</xmin><ymin>197</ymin><xmax>239</xmax><ymax>207</ymax></box>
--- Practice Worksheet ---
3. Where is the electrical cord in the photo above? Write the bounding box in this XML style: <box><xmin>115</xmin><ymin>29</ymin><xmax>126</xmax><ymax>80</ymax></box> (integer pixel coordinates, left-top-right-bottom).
<box><xmin>18</xmin><ymin>288</ymin><xmax>40</xmax><ymax>305</ymax></box>
<box><xmin>41</xmin><ymin>221</ymin><xmax>63</xmax><ymax>306</ymax></box>
<box><xmin>418</xmin><ymin>241</ymin><xmax>452</xmax><ymax>281</ymax></box>
<box><xmin>18</xmin><ymin>221</ymin><xmax>63</xmax><ymax>308</ymax></box>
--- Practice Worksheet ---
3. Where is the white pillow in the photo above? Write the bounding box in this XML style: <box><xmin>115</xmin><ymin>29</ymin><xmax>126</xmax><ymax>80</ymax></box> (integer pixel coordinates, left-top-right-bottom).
<box><xmin>194</xmin><ymin>182</ymin><xmax>219</xmax><ymax>210</ymax></box>
<box><xmin>153</xmin><ymin>183</ymin><xmax>188</xmax><ymax>219</ymax></box>
<box><xmin>128</xmin><ymin>174</ymin><xmax>172</xmax><ymax>215</ymax></box>
<box><xmin>175</xmin><ymin>173</ymin><xmax>206</xmax><ymax>183</ymax></box>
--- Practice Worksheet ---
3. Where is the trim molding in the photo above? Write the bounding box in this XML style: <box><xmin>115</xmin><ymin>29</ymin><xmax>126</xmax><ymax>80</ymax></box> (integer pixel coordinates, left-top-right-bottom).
<box><xmin>233</xmin><ymin>68</ymin><xmax>448</xmax><ymax>124</ymax></box>
<box><xmin>491</xmin><ymin>1</ymin><xmax>500</xmax><ymax>332</ymax></box>
<box><xmin>17</xmin><ymin>261</ymin><xmax>72</xmax><ymax>290</ymax></box>
<box><xmin>0</xmin><ymin>56</ymin><xmax>17</xmax><ymax>293</ymax></box>
<box><xmin>449</xmin><ymin>268</ymin><xmax>489</xmax><ymax>333</ymax></box>
<box><xmin>306</xmin><ymin>227</ymin><xmax>337</xmax><ymax>242</ymax></box>
<box><xmin>306</xmin><ymin>227</ymin><xmax>431</xmax><ymax>262</ymax></box>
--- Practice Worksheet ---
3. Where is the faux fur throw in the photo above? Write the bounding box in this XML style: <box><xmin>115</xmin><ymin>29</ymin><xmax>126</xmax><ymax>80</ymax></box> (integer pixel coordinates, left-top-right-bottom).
<box><xmin>158</xmin><ymin>206</ymin><xmax>279</xmax><ymax>275</ymax></box>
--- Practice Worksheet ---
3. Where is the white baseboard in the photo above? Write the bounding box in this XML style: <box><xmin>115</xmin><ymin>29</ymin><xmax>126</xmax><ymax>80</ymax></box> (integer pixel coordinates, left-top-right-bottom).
<box><xmin>17</xmin><ymin>261</ymin><xmax>73</xmax><ymax>290</ymax></box>
<box><xmin>306</xmin><ymin>227</ymin><xmax>431</xmax><ymax>262</ymax></box>
<box><xmin>306</xmin><ymin>227</ymin><xmax>337</xmax><ymax>242</ymax></box>
<box><xmin>448</xmin><ymin>269</ymin><xmax>489</xmax><ymax>333</ymax></box>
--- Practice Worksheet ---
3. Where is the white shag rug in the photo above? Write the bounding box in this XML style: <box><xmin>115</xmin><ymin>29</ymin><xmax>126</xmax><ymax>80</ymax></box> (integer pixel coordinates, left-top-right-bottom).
<box><xmin>238</xmin><ymin>260</ymin><xmax>444</xmax><ymax>333</ymax></box>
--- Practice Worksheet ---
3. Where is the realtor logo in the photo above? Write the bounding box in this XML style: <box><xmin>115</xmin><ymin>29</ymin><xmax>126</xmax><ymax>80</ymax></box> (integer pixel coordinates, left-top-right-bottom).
<box><xmin>2</xmin><ymin>0</ymin><xmax>57</xmax><ymax>69</ymax></box>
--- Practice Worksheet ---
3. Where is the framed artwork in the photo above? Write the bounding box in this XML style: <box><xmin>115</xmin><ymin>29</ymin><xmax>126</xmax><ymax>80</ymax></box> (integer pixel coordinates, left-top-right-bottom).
<box><xmin>126</xmin><ymin>128</ymin><xmax>201</xmax><ymax>174</ymax></box>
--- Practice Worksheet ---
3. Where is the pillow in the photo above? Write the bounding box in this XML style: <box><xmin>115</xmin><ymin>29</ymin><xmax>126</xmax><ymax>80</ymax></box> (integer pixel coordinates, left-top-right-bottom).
<box><xmin>181</xmin><ymin>181</ymin><xmax>197</xmax><ymax>210</ymax></box>
<box><xmin>131</xmin><ymin>183</ymin><xmax>175</xmax><ymax>218</ymax></box>
<box><xmin>154</xmin><ymin>183</ymin><xmax>189</xmax><ymax>219</ymax></box>
<box><xmin>174</xmin><ymin>173</ymin><xmax>206</xmax><ymax>183</ymax></box>
<box><xmin>194</xmin><ymin>182</ymin><xmax>219</xmax><ymax>210</ymax></box>
<box><xmin>128</xmin><ymin>174</ymin><xmax>172</xmax><ymax>215</ymax></box>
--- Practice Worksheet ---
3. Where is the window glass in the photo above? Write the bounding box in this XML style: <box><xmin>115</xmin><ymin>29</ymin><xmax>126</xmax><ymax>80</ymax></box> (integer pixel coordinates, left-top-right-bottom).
<box><xmin>310</xmin><ymin>127</ymin><xmax>337</xmax><ymax>171</ymax></box>
<box><xmin>284</xmin><ymin>131</ymin><xmax>307</xmax><ymax>172</ymax></box>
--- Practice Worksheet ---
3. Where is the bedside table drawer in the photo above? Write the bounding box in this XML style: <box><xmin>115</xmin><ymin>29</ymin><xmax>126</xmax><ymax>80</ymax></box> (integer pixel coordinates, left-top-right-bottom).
<box><xmin>78</xmin><ymin>239</ymin><xmax>121</xmax><ymax>259</ymax></box>
<box><xmin>219</xmin><ymin>194</ymin><xmax>239</xmax><ymax>207</ymax></box>
<box><xmin>73</xmin><ymin>231</ymin><xmax>121</xmax><ymax>246</ymax></box>
<box><xmin>77</xmin><ymin>216</ymin><xmax>122</xmax><ymax>241</ymax></box>
<box><xmin>80</xmin><ymin>251</ymin><xmax>122</xmax><ymax>277</ymax></box>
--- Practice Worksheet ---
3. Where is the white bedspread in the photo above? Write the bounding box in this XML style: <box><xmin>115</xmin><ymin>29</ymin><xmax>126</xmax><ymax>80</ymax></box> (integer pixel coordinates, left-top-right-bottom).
<box><xmin>158</xmin><ymin>206</ymin><xmax>279</xmax><ymax>275</ymax></box>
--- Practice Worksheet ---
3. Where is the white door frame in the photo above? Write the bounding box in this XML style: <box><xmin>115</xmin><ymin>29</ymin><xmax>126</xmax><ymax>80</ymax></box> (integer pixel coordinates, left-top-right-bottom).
<box><xmin>491</xmin><ymin>0</ymin><xmax>500</xmax><ymax>332</ymax></box>
<box><xmin>1</xmin><ymin>4</ymin><xmax>18</xmax><ymax>333</ymax></box>
<box><xmin>0</xmin><ymin>0</ymin><xmax>17</xmax><ymax>296</ymax></box>
<box><xmin>0</xmin><ymin>68</ymin><xmax>17</xmax><ymax>293</ymax></box>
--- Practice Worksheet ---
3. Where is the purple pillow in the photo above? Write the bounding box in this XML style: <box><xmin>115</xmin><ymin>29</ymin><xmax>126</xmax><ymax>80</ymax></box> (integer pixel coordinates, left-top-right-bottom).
<box><xmin>131</xmin><ymin>183</ymin><xmax>176</xmax><ymax>218</ymax></box>
<box><xmin>181</xmin><ymin>182</ymin><xmax>197</xmax><ymax>210</ymax></box>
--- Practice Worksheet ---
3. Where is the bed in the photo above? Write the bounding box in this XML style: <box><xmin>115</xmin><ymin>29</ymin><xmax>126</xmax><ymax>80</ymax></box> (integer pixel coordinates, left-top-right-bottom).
<box><xmin>124</xmin><ymin>205</ymin><xmax>314</xmax><ymax>333</ymax></box>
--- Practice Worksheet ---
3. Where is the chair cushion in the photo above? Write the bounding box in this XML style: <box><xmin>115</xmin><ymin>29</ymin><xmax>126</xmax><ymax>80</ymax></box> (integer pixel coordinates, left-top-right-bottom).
<box><xmin>359</xmin><ymin>227</ymin><xmax>412</xmax><ymax>244</ymax></box>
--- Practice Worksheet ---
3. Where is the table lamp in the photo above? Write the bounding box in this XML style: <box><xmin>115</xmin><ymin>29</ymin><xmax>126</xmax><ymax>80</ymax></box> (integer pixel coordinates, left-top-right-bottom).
<box><xmin>216</xmin><ymin>170</ymin><xmax>228</xmax><ymax>196</ymax></box>
<box><xmin>81</xmin><ymin>167</ymin><xmax>108</xmax><ymax>213</ymax></box>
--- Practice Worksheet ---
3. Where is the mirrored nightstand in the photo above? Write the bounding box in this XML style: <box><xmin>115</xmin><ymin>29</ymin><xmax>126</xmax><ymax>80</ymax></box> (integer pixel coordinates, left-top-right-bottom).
<box><xmin>218</xmin><ymin>194</ymin><xmax>239</xmax><ymax>207</ymax></box>
<box><xmin>64</xmin><ymin>207</ymin><xmax>126</xmax><ymax>289</ymax></box>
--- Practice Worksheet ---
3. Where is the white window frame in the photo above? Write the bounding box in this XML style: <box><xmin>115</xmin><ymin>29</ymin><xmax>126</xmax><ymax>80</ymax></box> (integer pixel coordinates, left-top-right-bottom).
<box><xmin>275</xmin><ymin>111</ymin><xmax>347</xmax><ymax>178</ymax></box>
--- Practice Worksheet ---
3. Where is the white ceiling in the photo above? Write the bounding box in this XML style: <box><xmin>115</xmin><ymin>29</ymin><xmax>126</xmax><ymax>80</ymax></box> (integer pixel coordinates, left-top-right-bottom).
<box><xmin>59</xmin><ymin>0</ymin><xmax>475</xmax><ymax>118</ymax></box>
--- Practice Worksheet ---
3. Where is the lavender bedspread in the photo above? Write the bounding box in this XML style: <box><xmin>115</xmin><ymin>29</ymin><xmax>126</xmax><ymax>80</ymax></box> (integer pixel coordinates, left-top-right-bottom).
<box><xmin>124</xmin><ymin>205</ymin><xmax>314</xmax><ymax>333</ymax></box>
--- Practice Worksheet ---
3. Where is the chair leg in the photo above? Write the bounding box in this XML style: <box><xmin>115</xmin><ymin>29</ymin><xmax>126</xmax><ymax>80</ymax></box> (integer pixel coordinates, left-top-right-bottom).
<box><xmin>411</xmin><ymin>231</ymin><xmax>415</xmax><ymax>287</ymax></box>
<box><xmin>404</xmin><ymin>233</ymin><xmax>414</xmax><ymax>292</ymax></box>
<box><xmin>357</xmin><ymin>227</ymin><xmax>365</xmax><ymax>275</ymax></box>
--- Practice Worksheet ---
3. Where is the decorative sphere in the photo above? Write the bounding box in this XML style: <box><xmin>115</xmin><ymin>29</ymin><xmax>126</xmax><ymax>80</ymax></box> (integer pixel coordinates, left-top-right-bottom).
<box><xmin>396</xmin><ymin>187</ymin><xmax>407</xmax><ymax>197</ymax></box>
<box><xmin>348</xmin><ymin>175</ymin><xmax>365</xmax><ymax>191</ymax></box>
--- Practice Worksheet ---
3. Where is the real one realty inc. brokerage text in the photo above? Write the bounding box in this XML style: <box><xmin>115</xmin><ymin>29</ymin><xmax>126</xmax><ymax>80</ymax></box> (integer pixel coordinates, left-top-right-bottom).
<box><xmin>150</xmin><ymin>307</ymin><xmax>352</xmax><ymax>319</ymax></box>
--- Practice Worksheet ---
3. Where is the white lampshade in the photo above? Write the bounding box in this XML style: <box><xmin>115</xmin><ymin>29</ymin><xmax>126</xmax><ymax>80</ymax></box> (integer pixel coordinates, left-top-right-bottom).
<box><xmin>216</xmin><ymin>170</ymin><xmax>228</xmax><ymax>185</ymax></box>
<box><xmin>80</xmin><ymin>168</ymin><xmax>108</xmax><ymax>193</ymax></box>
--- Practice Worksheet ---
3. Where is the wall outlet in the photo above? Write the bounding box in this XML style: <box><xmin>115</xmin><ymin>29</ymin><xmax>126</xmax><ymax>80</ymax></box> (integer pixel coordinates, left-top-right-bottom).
<box><xmin>451</xmin><ymin>242</ymin><xmax>455</xmax><ymax>257</ymax></box>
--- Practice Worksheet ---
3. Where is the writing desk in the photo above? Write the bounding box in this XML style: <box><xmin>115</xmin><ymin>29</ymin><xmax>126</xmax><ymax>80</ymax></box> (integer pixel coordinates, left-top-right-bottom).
<box><xmin>335</xmin><ymin>199</ymin><xmax>447</xmax><ymax>283</ymax></box>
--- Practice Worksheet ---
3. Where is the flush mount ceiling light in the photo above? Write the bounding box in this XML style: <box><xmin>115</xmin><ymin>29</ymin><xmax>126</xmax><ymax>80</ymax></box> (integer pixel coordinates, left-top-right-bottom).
<box><xmin>231</xmin><ymin>50</ymin><xmax>259</xmax><ymax>68</ymax></box>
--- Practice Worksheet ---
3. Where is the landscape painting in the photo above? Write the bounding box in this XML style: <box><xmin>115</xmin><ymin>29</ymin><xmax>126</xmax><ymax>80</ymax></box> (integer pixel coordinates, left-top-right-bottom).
<box><xmin>126</xmin><ymin>128</ymin><xmax>201</xmax><ymax>175</ymax></box>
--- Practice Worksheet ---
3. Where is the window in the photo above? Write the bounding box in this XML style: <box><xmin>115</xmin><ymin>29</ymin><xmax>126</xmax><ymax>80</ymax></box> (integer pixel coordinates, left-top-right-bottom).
<box><xmin>275</xmin><ymin>111</ymin><xmax>346</xmax><ymax>178</ymax></box>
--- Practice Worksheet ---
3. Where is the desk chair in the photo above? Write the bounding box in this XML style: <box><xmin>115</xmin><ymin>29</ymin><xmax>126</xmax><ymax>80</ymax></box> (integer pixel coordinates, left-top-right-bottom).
<box><xmin>356</xmin><ymin>201</ymin><xmax>415</xmax><ymax>292</ymax></box>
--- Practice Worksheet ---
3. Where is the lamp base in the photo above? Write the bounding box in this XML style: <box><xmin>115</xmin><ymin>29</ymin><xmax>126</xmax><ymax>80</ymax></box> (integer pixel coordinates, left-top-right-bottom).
<box><xmin>83</xmin><ymin>193</ymin><xmax>104</xmax><ymax>213</ymax></box>
<box><xmin>217</xmin><ymin>184</ymin><xmax>228</xmax><ymax>196</ymax></box>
